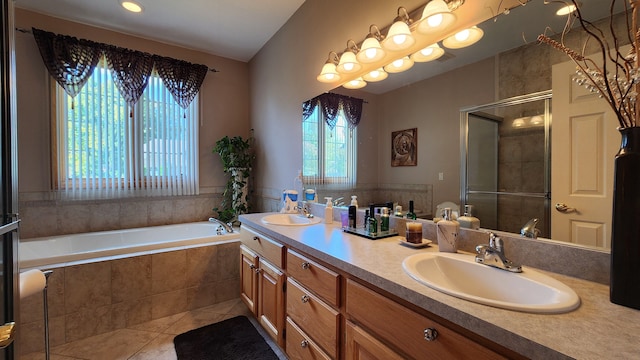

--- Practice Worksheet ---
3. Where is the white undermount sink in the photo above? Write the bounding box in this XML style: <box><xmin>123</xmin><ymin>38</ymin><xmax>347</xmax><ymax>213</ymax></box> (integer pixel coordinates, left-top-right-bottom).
<box><xmin>261</xmin><ymin>213</ymin><xmax>322</xmax><ymax>226</ymax></box>
<box><xmin>402</xmin><ymin>252</ymin><xmax>580</xmax><ymax>314</ymax></box>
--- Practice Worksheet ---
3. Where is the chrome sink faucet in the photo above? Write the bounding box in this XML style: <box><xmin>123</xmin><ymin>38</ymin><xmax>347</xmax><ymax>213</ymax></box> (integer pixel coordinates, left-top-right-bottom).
<box><xmin>520</xmin><ymin>218</ymin><xmax>540</xmax><ymax>238</ymax></box>
<box><xmin>475</xmin><ymin>232</ymin><xmax>522</xmax><ymax>273</ymax></box>
<box><xmin>295</xmin><ymin>203</ymin><xmax>314</xmax><ymax>218</ymax></box>
<box><xmin>208</xmin><ymin>217</ymin><xmax>234</xmax><ymax>234</ymax></box>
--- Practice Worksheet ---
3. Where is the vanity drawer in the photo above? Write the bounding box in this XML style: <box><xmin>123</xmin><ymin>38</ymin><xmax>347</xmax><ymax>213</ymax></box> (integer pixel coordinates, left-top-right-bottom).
<box><xmin>287</xmin><ymin>249</ymin><xmax>340</xmax><ymax>306</ymax></box>
<box><xmin>286</xmin><ymin>317</ymin><xmax>332</xmax><ymax>360</ymax></box>
<box><xmin>345</xmin><ymin>280</ymin><xmax>506</xmax><ymax>360</ymax></box>
<box><xmin>287</xmin><ymin>278</ymin><xmax>339</xmax><ymax>358</ymax></box>
<box><xmin>240</xmin><ymin>226</ymin><xmax>285</xmax><ymax>268</ymax></box>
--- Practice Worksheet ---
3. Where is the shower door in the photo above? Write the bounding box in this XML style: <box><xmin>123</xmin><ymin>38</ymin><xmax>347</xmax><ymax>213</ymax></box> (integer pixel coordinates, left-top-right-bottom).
<box><xmin>461</xmin><ymin>91</ymin><xmax>552</xmax><ymax>238</ymax></box>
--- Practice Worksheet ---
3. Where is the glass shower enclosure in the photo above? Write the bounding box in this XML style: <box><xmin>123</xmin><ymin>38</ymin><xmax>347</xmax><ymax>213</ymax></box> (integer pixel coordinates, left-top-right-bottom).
<box><xmin>460</xmin><ymin>91</ymin><xmax>552</xmax><ymax>238</ymax></box>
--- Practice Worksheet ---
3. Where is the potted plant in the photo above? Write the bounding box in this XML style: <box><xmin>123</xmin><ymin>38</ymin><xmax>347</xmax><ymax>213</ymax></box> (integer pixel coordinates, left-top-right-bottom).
<box><xmin>213</xmin><ymin>133</ymin><xmax>255</xmax><ymax>224</ymax></box>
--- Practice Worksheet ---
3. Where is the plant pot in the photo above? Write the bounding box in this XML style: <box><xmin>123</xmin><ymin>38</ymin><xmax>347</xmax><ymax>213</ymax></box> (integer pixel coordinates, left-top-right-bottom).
<box><xmin>610</xmin><ymin>126</ymin><xmax>640</xmax><ymax>310</ymax></box>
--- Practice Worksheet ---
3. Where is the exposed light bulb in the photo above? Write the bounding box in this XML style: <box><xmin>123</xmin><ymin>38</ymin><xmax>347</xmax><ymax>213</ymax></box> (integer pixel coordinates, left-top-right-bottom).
<box><xmin>365</xmin><ymin>48</ymin><xmax>378</xmax><ymax>59</ymax></box>
<box><xmin>455</xmin><ymin>29</ymin><xmax>470</xmax><ymax>42</ymax></box>
<box><xmin>393</xmin><ymin>34</ymin><xmax>407</xmax><ymax>45</ymax></box>
<box><xmin>427</xmin><ymin>13</ymin><xmax>443</xmax><ymax>27</ymax></box>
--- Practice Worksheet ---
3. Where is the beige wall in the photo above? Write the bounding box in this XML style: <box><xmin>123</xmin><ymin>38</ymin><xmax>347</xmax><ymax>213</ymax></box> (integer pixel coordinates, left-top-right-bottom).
<box><xmin>15</xmin><ymin>9</ymin><xmax>251</xmax><ymax>237</ymax></box>
<box><xmin>249</xmin><ymin>0</ymin><xmax>496</xmax><ymax>212</ymax></box>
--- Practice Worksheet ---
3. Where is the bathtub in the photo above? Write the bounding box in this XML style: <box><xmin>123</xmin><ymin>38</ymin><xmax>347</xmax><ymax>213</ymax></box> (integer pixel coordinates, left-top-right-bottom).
<box><xmin>19</xmin><ymin>221</ymin><xmax>240</xmax><ymax>269</ymax></box>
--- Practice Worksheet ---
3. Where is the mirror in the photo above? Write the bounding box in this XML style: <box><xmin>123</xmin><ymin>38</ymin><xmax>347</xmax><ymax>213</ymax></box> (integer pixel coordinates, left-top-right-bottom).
<box><xmin>311</xmin><ymin>0</ymin><xmax>625</xmax><ymax>249</ymax></box>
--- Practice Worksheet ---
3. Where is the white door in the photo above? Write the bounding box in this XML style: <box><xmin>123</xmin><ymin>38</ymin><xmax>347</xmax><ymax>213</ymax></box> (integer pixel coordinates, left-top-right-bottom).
<box><xmin>551</xmin><ymin>59</ymin><xmax>619</xmax><ymax>248</ymax></box>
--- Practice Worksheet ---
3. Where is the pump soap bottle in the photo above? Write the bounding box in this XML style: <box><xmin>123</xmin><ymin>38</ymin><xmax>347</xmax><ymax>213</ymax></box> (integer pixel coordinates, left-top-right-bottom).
<box><xmin>324</xmin><ymin>197</ymin><xmax>333</xmax><ymax>224</ymax></box>
<box><xmin>437</xmin><ymin>208</ymin><xmax>459</xmax><ymax>253</ymax></box>
<box><xmin>350</xmin><ymin>195</ymin><xmax>358</xmax><ymax>208</ymax></box>
<box><xmin>458</xmin><ymin>204</ymin><xmax>480</xmax><ymax>230</ymax></box>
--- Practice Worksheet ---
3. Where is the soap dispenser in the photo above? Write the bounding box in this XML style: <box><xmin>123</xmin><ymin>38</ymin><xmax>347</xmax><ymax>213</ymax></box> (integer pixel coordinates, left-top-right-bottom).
<box><xmin>437</xmin><ymin>208</ymin><xmax>459</xmax><ymax>253</ymax></box>
<box><xmin>324</xmin><ymin>197</ymin><xmax>333</xmax><ymax>224</ymax></box>
<box><xmin>458</xmin><ymin>204</ymin><xmax>480</xmax><ymax>230</ymax></box>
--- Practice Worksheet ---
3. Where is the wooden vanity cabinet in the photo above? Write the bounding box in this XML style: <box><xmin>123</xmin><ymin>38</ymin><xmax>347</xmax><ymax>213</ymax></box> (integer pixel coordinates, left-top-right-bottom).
<box><xmin>239</xmin><ymin>227</ymin><xmax>286</xmax><ymax>348</ymax></box>
<box><xmin>345</xmin><ymin>279</ymin><xmax>507</xmax><ymax>360</ymax></box>
<box><xmin>286</xmin><ymin>249</ymin><xmax>341</xmax><ymax>359</ymax></box>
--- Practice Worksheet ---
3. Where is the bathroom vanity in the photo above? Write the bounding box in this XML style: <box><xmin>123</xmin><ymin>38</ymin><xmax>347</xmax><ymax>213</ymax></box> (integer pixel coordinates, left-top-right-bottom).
<box><xmin>238</xmin><ymin>212</ymin><xmax>640</xmax><ymax>359</ymax></box>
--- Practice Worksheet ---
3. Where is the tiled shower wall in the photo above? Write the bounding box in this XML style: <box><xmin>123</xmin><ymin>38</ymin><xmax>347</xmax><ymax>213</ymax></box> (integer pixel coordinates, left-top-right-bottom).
<box><xmin>18</xmin><ymin>193</ymin><xmax>223</xmax><ymax>239</ymax></box>
<box><xmin>18</xmin><ymin>241</ymin><xmax>240</xmax><ymax>356</ymax></box>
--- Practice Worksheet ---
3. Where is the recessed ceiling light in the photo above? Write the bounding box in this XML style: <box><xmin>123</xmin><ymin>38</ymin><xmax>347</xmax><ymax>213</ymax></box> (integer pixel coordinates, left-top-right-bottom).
<box><xmin>121</xmin><ymin>1</ymin><xmax>143</xmax><ymax>13</ymax></box>
<box><xmin>556</xmin><ymin>4</ymin><xmax>578</xmax><ymax>16</ymax></box>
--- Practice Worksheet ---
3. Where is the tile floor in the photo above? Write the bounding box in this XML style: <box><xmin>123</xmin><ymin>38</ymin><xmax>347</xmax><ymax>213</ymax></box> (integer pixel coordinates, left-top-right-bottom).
<box><xmin>19</xmin><ymin>298</ymin><xmax>287</xmax><ymax>360</ymax></box>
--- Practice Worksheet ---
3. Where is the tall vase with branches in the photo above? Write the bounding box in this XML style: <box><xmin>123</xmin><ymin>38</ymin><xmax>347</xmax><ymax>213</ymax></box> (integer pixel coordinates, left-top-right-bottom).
<box><xmin>538</xmin><ymin>0</ymin><xmax>640</xmax><ymax>309</ymax></box>
<box><xmin>213</xmin><ymin>134</ymin><xmax>255</xmax><ymax>224</ymax></box>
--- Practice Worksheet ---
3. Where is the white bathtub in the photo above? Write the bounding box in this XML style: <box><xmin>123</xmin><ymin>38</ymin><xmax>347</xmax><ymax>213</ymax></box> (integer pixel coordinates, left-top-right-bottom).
<box><xmin>19</xmin><ymin>222</ymin><xmax>240</xmax><ymax>269</ymax></box>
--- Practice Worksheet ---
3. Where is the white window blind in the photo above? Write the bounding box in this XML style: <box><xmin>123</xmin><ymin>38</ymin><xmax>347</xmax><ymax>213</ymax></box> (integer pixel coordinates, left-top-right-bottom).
<box><xmin>302</xmin><ymin>106</ymin><xmax>357</xmax><ymax>188</ymax></box>
<box><xmin>56</xmin><ymin>59</ymin><xmax>199</xmax><ymax>198</ymax></box>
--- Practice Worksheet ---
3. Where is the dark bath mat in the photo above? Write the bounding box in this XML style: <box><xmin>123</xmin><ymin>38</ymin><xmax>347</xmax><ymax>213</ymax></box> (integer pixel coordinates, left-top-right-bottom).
<box><xmin>173</xmin><ymin>315</ymin><xmax>280</xmax><ymax>360</ymax></box>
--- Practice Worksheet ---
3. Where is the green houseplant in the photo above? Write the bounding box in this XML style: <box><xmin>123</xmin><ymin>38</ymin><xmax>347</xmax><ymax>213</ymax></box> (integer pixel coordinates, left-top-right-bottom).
<box><xmin>213</xmin><ymin>134</ymin><xmax>255</xmax><ymax>224</ymax></box>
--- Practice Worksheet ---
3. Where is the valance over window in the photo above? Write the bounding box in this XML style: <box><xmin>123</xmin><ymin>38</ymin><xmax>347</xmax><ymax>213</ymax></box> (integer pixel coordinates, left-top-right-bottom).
<box><xmin>32</xmin><ymin>28</ymin><xmax>209</xmax><ymax>108</ymax></box>
<box><xmin>303</xmin><ymin>92</ymin><xmax>364</xmax><ymax>130</ymax></box>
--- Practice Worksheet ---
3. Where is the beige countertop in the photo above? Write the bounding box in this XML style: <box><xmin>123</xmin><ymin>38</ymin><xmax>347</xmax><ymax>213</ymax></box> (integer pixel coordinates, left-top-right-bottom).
<box><xmin>239</xmin><ymin>212</ymin><xmax>640</xmax><ymax>360</ymax></box>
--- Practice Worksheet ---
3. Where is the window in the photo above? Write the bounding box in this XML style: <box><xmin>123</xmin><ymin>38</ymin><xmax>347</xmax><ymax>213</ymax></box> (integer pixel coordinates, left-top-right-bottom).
<box><xmin>54</xmin><ymin>59</ymin><xmax>199</xmax><ymax>197</ymax></box>
<box><xmin>302</xmin><ymin>105</ymin><xmax>357</xmax><ymax>187</ymax></box>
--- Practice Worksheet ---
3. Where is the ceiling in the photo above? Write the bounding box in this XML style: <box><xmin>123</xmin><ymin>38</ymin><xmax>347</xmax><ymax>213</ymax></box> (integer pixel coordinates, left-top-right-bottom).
<box><xmin>14</xmin><ymin>0</ymin><xmax>624</xmax><ymax>92</ymax></box>
<box><xmin>14</xmin><ymin>0</ymin><xmax>307</xmax><ymax>62</ymax></box>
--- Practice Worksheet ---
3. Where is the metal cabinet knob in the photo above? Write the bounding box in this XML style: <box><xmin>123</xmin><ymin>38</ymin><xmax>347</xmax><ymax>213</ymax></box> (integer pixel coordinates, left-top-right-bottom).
<box><xmin>423</xmin><ymin>327</ymin><xmax>438</xmax><ymax>341</ymax></box>
<box><xmin>253</xmin><ymin>236</ymin><xmax>259</xmax><ymax>241</ymax></box>
<box><xmin>254</xmin><ymin>268</ymin><xmax>261</xmax><ymax>274</ymax></box>
<box><xmin>301</xmin><ymin>294</ymin><xmax>310</xmax><ymax>303</ymax></box>
<box><xmin>249</xmin><ymin>264</ymin><xmax>255</xmax><ymax>269</ymax></box>
<box><xmin>301</xmin><ymin>262</ymin><xmax>310</xmax><ymax>270</ymax></box>
<box><xmin>300</xmin><ymin>340</ymin><xmax>309</xmax><ymax>348</ymax></box>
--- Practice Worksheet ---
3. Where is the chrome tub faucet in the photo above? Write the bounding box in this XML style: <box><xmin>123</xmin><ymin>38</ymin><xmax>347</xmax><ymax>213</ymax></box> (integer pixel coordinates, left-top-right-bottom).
<box><xmin>208</xmin><ymin>217</ymin><xmax>234</xmax><ymax>234</ymax></box>
<box><xmin>475</xmin><ymin>232</ymin><xmax>522</xmax><ymax>273</ymax></box>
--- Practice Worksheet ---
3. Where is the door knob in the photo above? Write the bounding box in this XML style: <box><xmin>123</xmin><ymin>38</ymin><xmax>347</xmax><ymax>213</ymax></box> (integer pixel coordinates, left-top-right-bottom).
<box><xmin>555</xmin><ymin>203</ymin><xmax>576</xmax><ymax>213</ymax></box>
<box><xmin>0</xmin><ymin>322</ymin><xmax>15</xmax><ymax>349</ymax></box>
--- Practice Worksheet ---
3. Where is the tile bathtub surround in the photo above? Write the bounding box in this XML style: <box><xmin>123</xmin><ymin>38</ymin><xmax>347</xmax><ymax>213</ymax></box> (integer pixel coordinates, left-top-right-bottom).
<box><xmin>18</xmin><ymin>242</ymin><xmax>240</xmax><ymax>357</ymax></box>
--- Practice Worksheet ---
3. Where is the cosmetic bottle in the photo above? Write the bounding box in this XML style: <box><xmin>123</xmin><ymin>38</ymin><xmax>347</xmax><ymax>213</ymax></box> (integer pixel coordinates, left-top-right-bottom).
<box><xmin>458</xmin><ymin>204</ymin><xmax>480</xmax><ymax>230</ymax></box>
<box><xmin>350</xmin><ymin>195</ymin><xmax>358</xmax><ymax>208</ymax></box>
<box><xmin>368</xmin><ymin>205</ymin><xmax>378</xmax><ymax>236</ymax></box>
<box><xmin>324</xmin><ymin>197</ymin><xmax>333</xmax><ymax>224</ymax></box>
<box><xmin>348</xmin><ymin>205</ymin><xmax>357</xmax><ymax>228</ymax></box>
<box><xmin>406</xmin><ymin>200</ymin><xmax>417</xmax><ymax>220</ymax></box>
<box><xmin>380</xmin><ymin>207</ymin><xmax>390</xmax><ymax>232</ymax></box>
<box><xmin>364</xmin><ymin>209</ymin><xmax>370</xmax><ymax>232</ymax></box>
<box><xmin>437</xmin><ymin>208</ymin><xmax>459</xmax><ymax>253</ymax></box>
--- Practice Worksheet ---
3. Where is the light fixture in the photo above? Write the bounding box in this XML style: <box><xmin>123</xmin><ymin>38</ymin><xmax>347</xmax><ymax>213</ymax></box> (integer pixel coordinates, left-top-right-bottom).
<box><xmin>512</xmin><ymin>118</ymin><xmax>526</xmax><ymax>128</ymax></box>
<box><xmin>556</xmin><ymin>3</ymin><xmax>578</xmax><ymax>16</ymax></box>
<box><xmin>343</xmin><ymin>77</ymin><xmax>367</xmax><ymax>89</ymax></box>
<box><xmin>336</xmin><ymin>40</ymin><xmax>362</xmax><ymax>74</ymax></box>
<box><xmin>121</xmin><ymin>0</ymin><xmax>143</xmax><ymax>13</ymax></box>
<box><xmin>316</xmin><ymin>52</ymin><xmax>341</xmax><ymax>83</ymax></box>
<box><xmin>410</xmin><ymin>43</ymin><xmax>445</xmax><ymax>62</ymax></box>
<box><xmin>416</xmin><ymin>0</ymin><xmax>456</xmax><ymax>34</ymax></box>
<box><xmin>382</xmin><ymin>7</ymin><xmax>415</xmax><ymax>52</ymax></box>
<box><xmin>383</xmin><ymin>56</ymin><xmax>414</xmax><ymax>73</ymax></box>
<box><xmin>530</xmin><ymin>115</ymin><xmax>544</xmax><ymax>125</ymax></box>
<box><xmin>357</xmin><ymin>25</ymin><xmax>386</xmax><ymax>63</ymax></box>
<box><xmin>362</xmin><ymin>68</ymin><xmax>388</xmax><ymax>82</ymax></box>
<box><xmin>442</xmin><ymin>26</ymin><xmax>484</xmax><ymax>49</ymax></box>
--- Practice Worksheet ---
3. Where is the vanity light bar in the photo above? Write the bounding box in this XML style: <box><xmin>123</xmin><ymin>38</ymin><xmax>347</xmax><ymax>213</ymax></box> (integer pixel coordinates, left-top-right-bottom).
<box><xmin>317</xmin><ymin>0</ymin><xmax>528</xmax><ymax>90</ymax></box>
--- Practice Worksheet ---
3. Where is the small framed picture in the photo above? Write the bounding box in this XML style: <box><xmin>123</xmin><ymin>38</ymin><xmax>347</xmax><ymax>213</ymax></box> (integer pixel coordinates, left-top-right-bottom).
<box><xmin>391</xmin><ymin>128</ymin><xmax>417</xmax><ymax>167</ymax></box>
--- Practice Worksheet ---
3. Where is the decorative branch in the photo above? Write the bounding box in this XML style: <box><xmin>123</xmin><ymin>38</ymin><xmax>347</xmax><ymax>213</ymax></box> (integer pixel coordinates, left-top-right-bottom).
<box><xmin>539</xmin><ymin>0</ymin><xmax>639</xmax><ymax>128</ymax></box>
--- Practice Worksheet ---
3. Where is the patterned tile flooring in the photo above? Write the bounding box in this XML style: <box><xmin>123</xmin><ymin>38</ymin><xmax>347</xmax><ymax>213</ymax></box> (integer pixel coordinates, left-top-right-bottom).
<box><xmin>19</xmin><ymin>298</ymin><xmax>286</xmax><ymax>360</ymax></box>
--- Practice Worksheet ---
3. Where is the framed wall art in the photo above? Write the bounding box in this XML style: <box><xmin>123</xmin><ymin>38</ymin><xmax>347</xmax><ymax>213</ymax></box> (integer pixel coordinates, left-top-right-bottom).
<box><xmin>391</xmin><ymin>128</ymin><xmax>417</xmax><ymax>167</ymax></box>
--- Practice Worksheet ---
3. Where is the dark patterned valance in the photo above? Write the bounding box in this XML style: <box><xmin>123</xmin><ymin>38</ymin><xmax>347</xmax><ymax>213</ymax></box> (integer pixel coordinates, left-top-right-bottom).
<box><xmin>302</xmin><ymin>92</ymin><xmax>364</xmax><ymax>130</ymax></box>
<box><xmin>32</xmin><ymin>28</ymin><xmax>209</xmax><ymax>108</ymax></box>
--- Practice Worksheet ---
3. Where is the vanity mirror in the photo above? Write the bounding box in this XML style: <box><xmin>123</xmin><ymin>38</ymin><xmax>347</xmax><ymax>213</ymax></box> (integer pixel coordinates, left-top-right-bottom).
<box><xmin>307</xmin><ymin>0</ymin><xmax>626</xmax><ymax>249</ymax></box>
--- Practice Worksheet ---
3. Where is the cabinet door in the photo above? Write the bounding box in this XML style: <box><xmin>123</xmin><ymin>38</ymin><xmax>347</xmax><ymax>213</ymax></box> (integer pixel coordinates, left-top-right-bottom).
<box><xmin>240</xmin><ymin>245</ymin><xmax>258</xmax><ymax>315</ymax></box>
<box><xmin>258</xmin><ymin>258</ymin><xmax>285</xmax><ymax>347</ymax></box>
<box><xmin>345</xmin><ymin>321</ymin><xmax>404</xmax><ymax>360</ymax></box>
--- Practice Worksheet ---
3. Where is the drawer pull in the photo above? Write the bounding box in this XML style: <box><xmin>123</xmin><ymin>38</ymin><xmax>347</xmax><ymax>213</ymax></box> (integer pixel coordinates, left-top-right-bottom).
<box><xmin>249</xmin><ymin>264</ymin><xmax>256</xmax><ymax>269</ymax></box>
<box><xmin>254</xmin><ymin>268</ymin><xmax>261</xmax><ymax>274</ymax></box>
<box><xmin>301</xmin><ymin>294</ymin><xmax>310</xmax><ymax>303</ymax></box>
<box><xmin>253</xmin><ymin>236</ymin><xmax>259</xmax><ymax>241</ymax></box>
<box><xmin>301</xmin><ymin>261</ymin><xmax>310</xmax><ymax>270</ymax></box>
<box><xmin>300</xmin><ymin>340</ymin><xmax>309</xmax><ymax>348</ymax></box>
<box><xmin>423</xmin><ymin>327</ymin><xmax>439</xmax><ymax>341</ymax></box>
